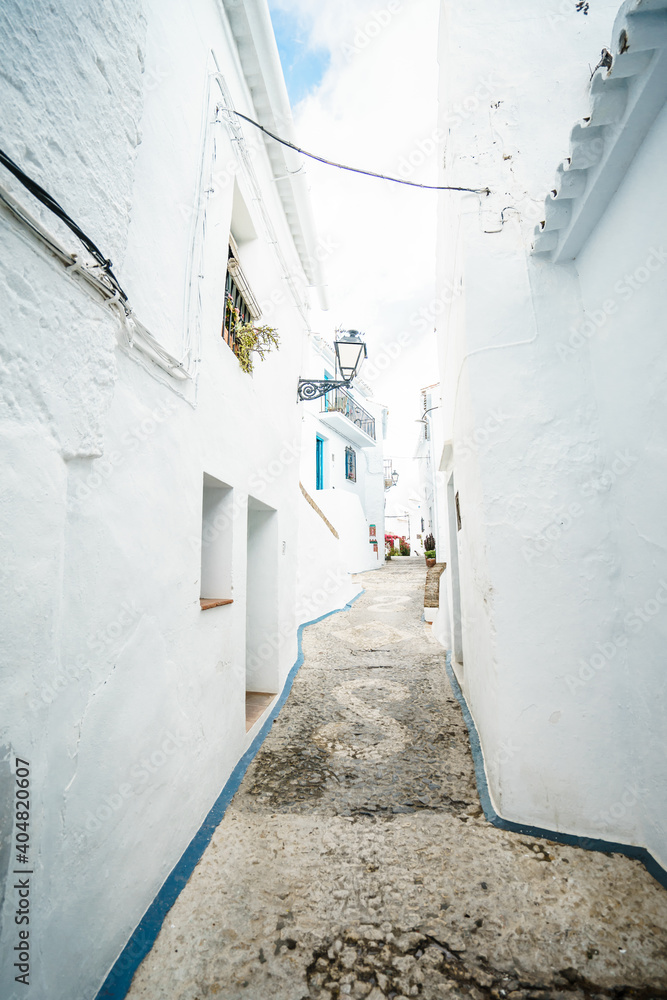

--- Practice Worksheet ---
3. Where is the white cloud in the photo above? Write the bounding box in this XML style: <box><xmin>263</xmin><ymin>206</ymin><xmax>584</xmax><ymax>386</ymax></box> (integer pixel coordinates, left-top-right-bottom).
<box><xmin>271</xmin><ymin>0</ymin><xmax>394</xmax><ymax>54</ymax></box>
<box><xmin>272</xmin><ymin>0</ymin><xmax>441</xmax><ymax>459</ymax></box>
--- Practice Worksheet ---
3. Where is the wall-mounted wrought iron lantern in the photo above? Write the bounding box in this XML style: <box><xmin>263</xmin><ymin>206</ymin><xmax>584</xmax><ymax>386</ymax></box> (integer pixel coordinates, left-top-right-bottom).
<box><xmin>384</xmin><ymin>460</ymin><xmax>399</xmax><ymax>490</ymax></box>
<box><xmin>297</xmin><ymin>329</ymin><xmax>367</xmax><ymax>401</ymax></box>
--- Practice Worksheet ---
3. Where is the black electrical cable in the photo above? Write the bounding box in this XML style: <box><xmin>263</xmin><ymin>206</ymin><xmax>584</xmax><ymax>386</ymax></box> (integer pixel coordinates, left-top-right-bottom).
<box><xmin>0</xmin><ymin>146</ymin><xmax>128</xmax><ymax>302</ymax></box>
<box><xmin>231</xmin><ymin>110</ymin><xmax>490</xmax><ymax>195</ymax></box>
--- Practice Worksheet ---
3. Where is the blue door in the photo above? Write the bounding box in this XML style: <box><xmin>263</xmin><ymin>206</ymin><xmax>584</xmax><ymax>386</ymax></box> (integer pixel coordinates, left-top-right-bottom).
<box><xmin>316</xmin><ymin>436</ymin><xmax>324</xmax><ymax>490</ymax></box>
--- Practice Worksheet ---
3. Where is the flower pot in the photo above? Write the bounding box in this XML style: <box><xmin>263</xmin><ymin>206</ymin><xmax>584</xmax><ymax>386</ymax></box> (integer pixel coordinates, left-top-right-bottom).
<box><xmin>425</xmin><ymin>558</ymin><xmax>436</xmax><ymax>568</ymax></box>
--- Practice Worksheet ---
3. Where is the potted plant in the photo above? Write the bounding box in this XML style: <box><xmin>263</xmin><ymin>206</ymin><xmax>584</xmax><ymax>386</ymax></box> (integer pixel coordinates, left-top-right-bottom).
<box><xmin>425</xmin><ymin>550</ymin><xmax>437</xmax><ymax>568</ymax></box>
<box><xmin>423</xmin><ymin>533</ymin><xmax>436</xmax><ymax>565</ymax></box>
<box><xmin>225</xmin><ymin>295</ymin><xmax>280</xmax><ymax>374</ymax></box>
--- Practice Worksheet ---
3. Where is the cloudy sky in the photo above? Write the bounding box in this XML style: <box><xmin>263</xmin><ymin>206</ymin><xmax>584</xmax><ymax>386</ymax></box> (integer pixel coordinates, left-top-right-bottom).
<box><xmin>267</xmin><ymin>0</ymin><xmax>441</xmax><ymax>503</ymax></box>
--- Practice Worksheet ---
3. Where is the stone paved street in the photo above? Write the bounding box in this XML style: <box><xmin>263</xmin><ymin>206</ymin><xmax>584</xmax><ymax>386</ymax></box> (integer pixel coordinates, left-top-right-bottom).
<box><xmin>126</xmin><ymin>561</ymin><xmax>667</xmax><ymax>1000</ymax></box>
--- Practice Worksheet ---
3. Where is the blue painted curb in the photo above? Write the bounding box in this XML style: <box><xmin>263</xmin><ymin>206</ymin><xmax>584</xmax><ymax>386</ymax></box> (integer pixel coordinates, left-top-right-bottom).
<box><xmin>444</xmin><ymin>652</ymin><xmax>667</xmax><ymax>891</ymax></box>
<box><xmin>95</xmin><ymin>590</ymin><xmax>364</xmax><ymax>1000</ymax></box>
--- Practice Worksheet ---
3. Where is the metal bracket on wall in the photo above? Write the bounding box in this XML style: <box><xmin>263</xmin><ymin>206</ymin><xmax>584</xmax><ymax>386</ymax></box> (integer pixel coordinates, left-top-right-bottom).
<box><xmin>297</xmin><ymin>378</ymin><xmax>350</xmax><ymax>402</ymax></box>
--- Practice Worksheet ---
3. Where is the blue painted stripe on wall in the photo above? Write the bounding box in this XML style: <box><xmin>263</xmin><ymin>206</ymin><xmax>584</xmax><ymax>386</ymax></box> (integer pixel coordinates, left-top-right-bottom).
<box><xmin>95</xmin><ymin>591</ymin><xmax>364</xmax><ymax>1000</ymax></box>
<box><xmin>443</xmin><ymin>652</ymin><xmax>667</xmax><ymax>891</ymax></box>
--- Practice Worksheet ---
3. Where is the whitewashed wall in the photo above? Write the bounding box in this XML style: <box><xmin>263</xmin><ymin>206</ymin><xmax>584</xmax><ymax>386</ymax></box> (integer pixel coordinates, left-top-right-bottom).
<box><xmin>572</xmin><ymin>93</ymin><xmax>667</xmax><ymax>863</ymax></box>
<box><xmin>414</xmin><ymin>384</ymin><xmax>446</xmax><ymax>559</ymax></box>
<box><xmin>0</xmin><ymin>0</ymin><xmax>323</xmax><ymax>996</ymax></box>
<box><xmin>436</xmin><ymin>0</ymin><xmax>667</xmax><ymax>870</ymax></box>
<box><xmin>296</xmin><ymin>335</ymin><xmax>385</xmax><ymax>618</ymax></box>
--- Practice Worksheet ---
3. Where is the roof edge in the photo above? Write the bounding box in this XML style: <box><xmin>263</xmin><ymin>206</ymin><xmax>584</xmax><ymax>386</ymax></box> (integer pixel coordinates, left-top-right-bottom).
<box><xmin>221</xmin><ymin>0</ymin><xmax>329</xmax><ymax>309</ymax></box>
<box><xmin>532</xmin><ymin>0</ymin><xmax>667</xmax><ymax>260</ymax></box>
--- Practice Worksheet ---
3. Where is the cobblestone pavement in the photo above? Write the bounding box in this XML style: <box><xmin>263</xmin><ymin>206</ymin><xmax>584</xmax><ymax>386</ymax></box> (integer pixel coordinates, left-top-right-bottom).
<box><xmin>127</xmin><ymin>561</ymin><xmax>667</xmax><ymax>1000</ymax></box>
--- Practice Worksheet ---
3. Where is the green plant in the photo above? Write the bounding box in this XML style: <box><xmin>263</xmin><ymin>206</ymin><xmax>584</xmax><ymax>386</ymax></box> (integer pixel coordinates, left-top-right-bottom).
<box><xmin>389</xmin><ymin>547</ymin><xmax>398</xmax><ymax>556</ymax></box>
<box><xmin>226</xmin><ymin>296</ymin><xmax>280</xmax><ymax>374</ymax></box>
<box><xmin>425</xmin><ymin>550</ymin><xmax>436</xmax><ymax>559</ymax></box>
<box><xmin>399</xmin><ymin>539</ymin><xmax>410</xmax><ymax>556</ymax></box>
<box><xmin>235</xmin><ymin>322</ymin><xmax>280</xmax><ymax>374</ymax></box>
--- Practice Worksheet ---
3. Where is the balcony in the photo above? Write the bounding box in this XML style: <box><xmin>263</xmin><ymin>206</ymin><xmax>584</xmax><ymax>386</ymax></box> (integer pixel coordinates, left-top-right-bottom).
<box><xmin>319</xmin><ymin>386</ymin><xmax>376</xmax><ymax>446</ymax></box>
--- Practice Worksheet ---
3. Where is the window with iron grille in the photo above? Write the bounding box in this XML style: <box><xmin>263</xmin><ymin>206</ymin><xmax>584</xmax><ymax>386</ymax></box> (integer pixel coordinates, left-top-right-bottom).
<box><xmin>222</xmin><ymin>236</ymin><xmax>261</xmax><ymax>355</ymax></box>
<box><xmin>345</xmin><ymin>446</ymin><xmax>357</xmax><ymax>482</ymax></box>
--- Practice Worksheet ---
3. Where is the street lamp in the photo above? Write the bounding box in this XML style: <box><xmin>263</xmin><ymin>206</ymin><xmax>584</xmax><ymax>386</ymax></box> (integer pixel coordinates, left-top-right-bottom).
<box><xmin>415</xmin><ymin>405</ymin><xmax>440</xmax><ymax>424</ymax></box>
<box><xmin>334</xmin><ymin>329</ymin><xmax>367</xmax><ymax>381</ymax></box>
<box><xmin>297</xmin><ymin>329</ymin><xmax>367</xmax><ymax>401</ymax></box>
<box><xmin>415</xmin><ymin>405</ymin><xmax>440</xmax><ymax>441</ymax></box>
<box><xmin>384</xmin><ymin>460</ymin><xmax>399</xmax><ymax>490</ymax></box>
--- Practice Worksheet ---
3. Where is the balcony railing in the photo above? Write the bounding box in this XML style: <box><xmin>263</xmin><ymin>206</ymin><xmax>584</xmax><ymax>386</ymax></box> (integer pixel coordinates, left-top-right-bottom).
<box><xmin>321</xmin><ymin>386</ymin><xmax>376</xmax><ymax>441</ymax></box>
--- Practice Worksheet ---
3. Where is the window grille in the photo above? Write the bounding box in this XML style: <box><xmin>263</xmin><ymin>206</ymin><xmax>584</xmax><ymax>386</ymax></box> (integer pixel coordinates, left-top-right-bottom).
<box><xmin>345</xmin><ymin>446</ymin><xmax>357</xmax><ymax>482</ymax></box>
<box><xmin>222</xmin><ymin>236</ymin><xmax>261</xmax><ymax>353</ymax></box>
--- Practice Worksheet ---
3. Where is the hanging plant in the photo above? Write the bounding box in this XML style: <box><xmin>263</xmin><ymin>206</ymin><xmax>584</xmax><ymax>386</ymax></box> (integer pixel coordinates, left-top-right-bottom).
<box><xmin>234</xmin><ymin>321</ymin><xmax>280</xmax><ymax>374</ymax></box>
<box><xmin>224</xmin><ymin>295</ymin><xmax>279</xmax><ymax>374</ymax></box>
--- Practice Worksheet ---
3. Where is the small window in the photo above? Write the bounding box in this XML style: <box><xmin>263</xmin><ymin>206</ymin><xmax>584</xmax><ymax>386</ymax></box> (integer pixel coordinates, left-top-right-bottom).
<box><xmin>345</xmin><ymin>446</ymin><xmax>357</xmax><ymax>482</ymax></box>
<box><xmin>316</xmin><ymin>436</ymin><xmax>324</xmax><ymax>490</ymax></box>
<box><xmin>222</xmin><ymin>236</ymin><xmax>261</xmax><ymax>356</ymax></box>
<box><xmin>200</xmin><ymin>474</ymin><xmax>234</xmax><ymax>608</ymax></box>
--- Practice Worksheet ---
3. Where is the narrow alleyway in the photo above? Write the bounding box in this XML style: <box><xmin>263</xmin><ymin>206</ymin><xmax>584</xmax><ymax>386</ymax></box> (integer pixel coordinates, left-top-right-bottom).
<box><xmin>126</xmin><ymin>562</ymin><xmax>667</xmax><ymax>1000</ymax></box>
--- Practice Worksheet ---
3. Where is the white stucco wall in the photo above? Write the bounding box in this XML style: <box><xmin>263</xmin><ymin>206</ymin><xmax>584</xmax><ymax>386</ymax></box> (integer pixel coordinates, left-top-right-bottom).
<box><xmin>295</xmin><ymin>334</ymin><xmax>385</xmax><ymax>619</ymax></box>
<box><xmin>572</xmin><ymin>94</ymin><xmax>667</xmax><ymax>862</ymax></box>
<box><xmin>436</xmin><ymin>0</ymin><xmax>667</xmax><ymax>869</ymax></box>
<box><xmin>430</xmin><ymin>569</ymin><xmax>450</xmax><ymax>647</ymax></box>
<box><xmin>0</xmin><ymin>1</ymin><xmax>325</xmax><ymax>996</ymax></box>
<box><xmin>414</xmin><ymin>384</ymin><xmax>446</xmax><ymax>559</ymax></box>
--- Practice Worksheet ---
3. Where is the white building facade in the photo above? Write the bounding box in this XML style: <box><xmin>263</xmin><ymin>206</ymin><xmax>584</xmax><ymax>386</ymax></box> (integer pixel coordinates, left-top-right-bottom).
<box><xmin>435</xmin><ymin>0</ymin><xmax>667</xmax><ymax>879</ymax></box>
<box><xmin>296</xmin><ymin>331</ymin><xmax>386</xmax><ymax>612</ymax></box>
<box><xmin>0</xmin><ymin>1</ymin><xmax>336</xmax><ymax>996</ymax></box>
<box><xmin>413</xmin><ymin>383</ymin><xmax>444</xmax><ymax>556</ymax></box>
